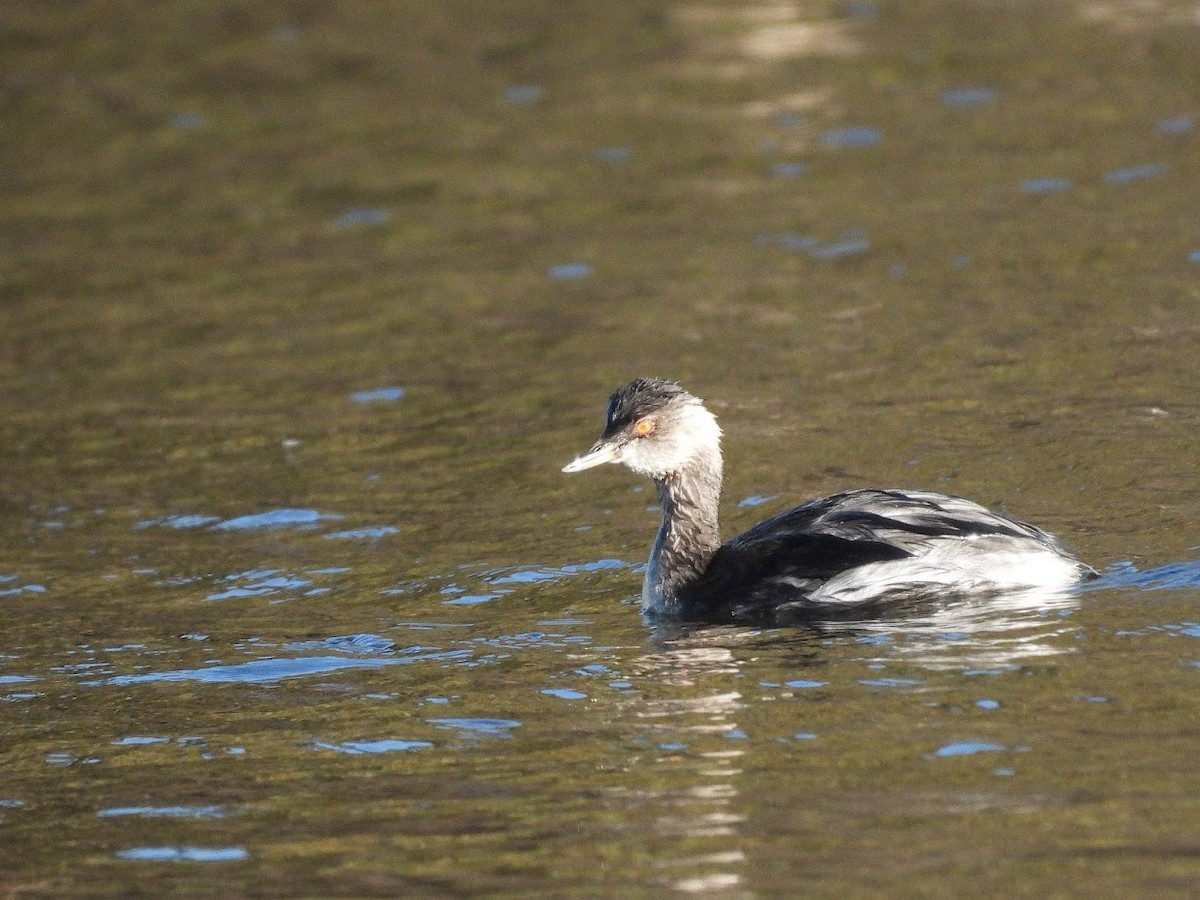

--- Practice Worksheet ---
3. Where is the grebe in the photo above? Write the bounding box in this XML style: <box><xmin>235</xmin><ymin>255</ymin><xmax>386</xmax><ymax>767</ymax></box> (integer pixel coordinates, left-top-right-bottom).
<box><xmin>562</xmin><ymin>378</ymin><xmax>1095</xmax><ymax>620</ymax></box>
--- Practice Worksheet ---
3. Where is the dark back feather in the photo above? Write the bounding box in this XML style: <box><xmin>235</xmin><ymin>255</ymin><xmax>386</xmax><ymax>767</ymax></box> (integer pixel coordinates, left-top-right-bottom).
<box><xmin>683</xmin><ymin>488</ymin><xmax>1073</xmax><ymax>619</ymax></box>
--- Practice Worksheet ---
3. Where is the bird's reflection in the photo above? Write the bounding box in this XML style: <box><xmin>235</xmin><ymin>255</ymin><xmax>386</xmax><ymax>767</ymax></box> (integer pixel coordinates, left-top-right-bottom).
<box><xmin>648</xmin><ymin>583</ymin><xmax>1082</xmax><ymax>671</ymax></box>
<box><xmin>597</xmin><ymin>631</ymin><xmax>753</xmax><ymax>894</ymax></box>
<box><xmin>598</xmin><ymin>585</ymin><xmax>1085</xmax><ymax>895</ymax></box>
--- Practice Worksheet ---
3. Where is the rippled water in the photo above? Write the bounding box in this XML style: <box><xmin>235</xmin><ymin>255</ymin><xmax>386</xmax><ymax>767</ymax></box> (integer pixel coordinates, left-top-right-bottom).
<box><xmin>3</xmin><ymin>0</ymin><xmax>1200</xmax><ymax>895</ymax></box>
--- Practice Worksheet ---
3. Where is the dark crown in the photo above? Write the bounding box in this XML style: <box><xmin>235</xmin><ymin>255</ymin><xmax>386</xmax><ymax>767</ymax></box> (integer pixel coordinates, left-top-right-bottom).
<box><xmin>604</xmin><ymin>377</ymin><xmax>689</xmax><ymax>431</ymax></box>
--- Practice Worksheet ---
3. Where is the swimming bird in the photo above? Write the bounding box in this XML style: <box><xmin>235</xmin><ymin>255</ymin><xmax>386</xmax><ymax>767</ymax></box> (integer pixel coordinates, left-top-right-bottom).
<box><xmin>562</xmin><ymin>378</ymin><xmax>1095</xmax><ymax>621</ymax></box>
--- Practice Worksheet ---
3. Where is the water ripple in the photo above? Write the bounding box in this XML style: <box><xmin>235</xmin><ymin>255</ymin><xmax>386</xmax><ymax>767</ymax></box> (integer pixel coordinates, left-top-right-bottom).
<box><xmin>541</xmin><ymin>688</ymin><xmax>588</xmax><ymax>700</ymax></box>
<box><xmin>285</xmin><ymin>634</ymin><xmax>397</xmax><ymax>654</ymax></box>
<box><xmin>115</xmin><ymin>847</ymin><xmax>248</xmax><ymax>862</ymax></box>
<box><xmin>207</xmin><ymin>570</ymin><xmax>313</xmax><ymax>601</ymax></box>
<box><xmin>99</xmin><ymin>805</ymin><xmax>230</xmax><ymax>819</ymax></box>
<box><xmin>756</xmin><ymin>230</ymin><xmax>869</xmax><ymax>259</ymax></box>
<box><xmin>502</xmin><ymin>84</ymin><xmax>544</xmax><ymax>105</ymax></box>
<box><xmin>1021</xmin><ymin>177</ymin><xmax>1074</xmax><ymax>195</ymax></box>
<box><xmin>941</xmin><ymin>87</ymin><xmax>1000</xmax><ymax>108</ymax></box>
<box><xmin>1103</xmin><ymin>163</ymin><xmax>1170</xmax><ymax>184</ymax></box>
<box><xmin>1095</xmin><ymin>560</ymin><xmax>1200</xmax><ymax>591</ymax></box>
<box><xmin>1157</xmin><ymin>116</ymin><xmax>1194</xmax><ymax>135</ymax></box>
<box><xmin>213</xmin><ymin>509</ymin><xmax>343</xmax><ymax>531</ymax></box>
<box><xmin>350</xmin><ymin>386</ymin><xmax>405</xmax><ymax>404</ymax></box>
<box><xmin>0</xmin><ymin>581</ymin><xmax>48</xmax><ymax>597</ymax></box>
<box><xmin>737</xmin><ymin>495</ymin><xmax>777</xmax><ymax>508</ymax></box>
<box><xmin>324</xmin><ymin>525</ymin><xmax>398</xmax><ymax>540</ymax></box>
<box><xmin>594</xmin><ymin>146</ymin><xmax>632</xmax><ymax>164</ymax></box>
<box><xmin>932</xmin><ymin>741</ymin><xmax>1007</xmax><ymax>758</ymax></box>
<box><xmin>88</xmin><ymin>649</ymin><xmax>470</xmax><ymax>686</ymax></box>
<box><xmin>0</xmin><ymin>674</ymin><xmax>39</xmax><ymax>685</ymax></box>
<box><xmin>311</xmin><ymin>739</ymin><xmax>433</xmax><ymax>754</ymax></box>
<box><xmin>547</xmin><ymin>262</ymin><xmax>593</xmax><ymax>281</ymax></box>
<box><xmin>427</xmin><ymin>717</ymin><xmax>521</xmax><ymax>739</ymax></box>
<box><xmin>331</xmin><ymin>207</ymin><xmax>390</xmax><ymax>229</ymax></box>
<box><xmin>487</xmin><ymin>559</ymin><xmax>631</xmax><ymax>585</ymax></box>
<box><xmin>822</xmin><ymin>126</ymin><xmax>882</xmax><ymax>148</ymax></box>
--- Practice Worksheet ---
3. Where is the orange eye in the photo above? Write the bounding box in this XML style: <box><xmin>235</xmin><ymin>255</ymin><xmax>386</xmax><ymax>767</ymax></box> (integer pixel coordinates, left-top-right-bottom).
<box><xmin>633</xmin><ymin>417</ymin><xmax>655</xmax><ymax>436</ymax></box>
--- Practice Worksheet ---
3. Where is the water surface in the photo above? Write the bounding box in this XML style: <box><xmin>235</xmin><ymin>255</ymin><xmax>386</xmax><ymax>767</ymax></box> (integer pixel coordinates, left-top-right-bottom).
<box><xmin>2</xmin><ymin>0</ymin><xmax>1200</xmax><ymax>895</ymax></box>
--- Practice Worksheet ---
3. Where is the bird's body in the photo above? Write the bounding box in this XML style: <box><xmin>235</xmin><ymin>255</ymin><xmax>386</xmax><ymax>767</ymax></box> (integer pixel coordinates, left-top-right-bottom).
<box><xmin>562</xmin><ymin>378</ymin><xmax>1094</xmax><ymax>621</ymax></box>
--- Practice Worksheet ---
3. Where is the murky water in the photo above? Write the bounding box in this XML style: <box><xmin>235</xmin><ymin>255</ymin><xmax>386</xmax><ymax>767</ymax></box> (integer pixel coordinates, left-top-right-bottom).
<box><xmin>3</xmin><ymin>0</ymin><xmax>1200</xmax><ymax>895</ymax></box>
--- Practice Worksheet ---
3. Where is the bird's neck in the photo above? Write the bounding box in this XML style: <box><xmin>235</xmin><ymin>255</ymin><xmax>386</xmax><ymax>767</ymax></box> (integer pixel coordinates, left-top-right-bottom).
<box><xmin>643</xmin><ymin>447</ymin><xmax>723</xmax><ymax>614</ymax></box>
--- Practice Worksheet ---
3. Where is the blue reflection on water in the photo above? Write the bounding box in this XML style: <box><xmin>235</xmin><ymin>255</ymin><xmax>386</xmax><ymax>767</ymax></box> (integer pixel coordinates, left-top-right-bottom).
<box><xmin>0</xmin><ymin>674</ymin><xmax>39</xmax><ymax>684</ymax></box>
<box><xmin>311</xmin><ymin>739</ymin><xmax>433</xmax><ymax>754</ymax></box>
<box><xmin>270</xmin><ymin>24</ymin><xmax>300</xmax><ymax>43</ymax></box>
<box><xmin>1021</xmin><ymin>177</ymin><xmax>1074</xmax><ymax>195</ymax></box>
<box><xmin>99</xmin><ymin>806</ymin><xmax>229</xmax><ymax>819</ymax></box>
<box><xmin>940</xmin><ymin>87</ymin><xmax>1000</xmax><ymax>108</ymax></box>
<box><xmin>91</xmin><ymin>649</ymin><xmax>470</xmax><ymax>686</ymax></box>
<box><xmin>933</xmin><ymin>741</ymin><xmax>1006</xmax><ymax>757</ymax></box>
<box><xmin>738</xmin><ymin>495</ymin><xmax>777</xmax><ymax>508</ymax></box>
<box><xmin>503</xmin><ymin>84</ymin><xmax>544</xmax><ymax>105</ymax></box>
<box><xmin>0</xmin><ymin>585</ymin><xmax>45</xmax><ymax>600</ymax></box>
<box><xmin>594</xmin><ymin>146</ymin><xmax>632</xmax><ymax>164</ymax></box>
<box><xmin>350</xmin><ymin>386</ymin><xmax>405</xmax><ymax>404</ymax></box>
<box><xmin>134</xmin><ymin>514</ymin><xmax>219</xmax><ymax>530</ymax></box>
<box><xmin>213</xmin><ymin>509</ymin><xmax>343</xmax><ymax>531</ymax></box>
<box><xmin>541</xmin><ymin>688</ymin><xmax>588</xmax><ymax>700</ymax></box>
<box><xmin>1113</xmin><ymin>622</ymin><xmax>1200</xmax><ymax>638</ymax></box>
<box><xmin>770</xmin><ymin>162</ymin><xmax>808</xmax><ymax>178</ymax></box>
<box><xmin>168</xmin><ymin>111</ymin><xmax>205</xmax><ymax>130</ymax></box>
<box><xmin>62</xmin><ymin>557</ymin><xmax>621</xmax><ymax>691</ymax></box>
<box><xmin>488</xmin><ymin>559</ymin><xmax>630</xmax><ymax>585</ymax></box>
<box><xmin>1095</xmin><ymin>560</ymin><xmax>1200</xmax><ymax>591</ymax></box>
<box><xmin>324</xmin><ymin>525</ymin><xmax>399</xmax><ymax>540</ymax></box>
<box><xmin>331</xmin><ymin>207</ymin><xmax>390</xmax><ymax>229</ymax></box>
<box><xmin>547</xmin><ymin>262</ymin><xmax>592</xmax><ymax>280</ymax></box>
<box><xmin>1157</xmin><ymin>116</ymin><xmax>1194</xmax><ymax>135</ymax></box>
<box><xmin>115</xmin><ymin>846</ymin><xmax>248</xmax><ymax>862</ymax></box>
<box><xmin>859</xmin><ymin>677</ymin><xmax>924</xmax><ymax>688</ymax></box>
<box><xmin>286</xmin><ymin>634</ymin><xmax>396</xmax><ymax>654</ymax></box>
<box><xmin>1103</xmin><ymin>163</ymin><xmax>1170</xmax><ymax>184</ymax></box>
<box><xmin>822</xmin><ymin>126</ymin><xmax>882</xmax><ymax>148</ymax></box>
<box><xmin>757</xmin><ymin>230</ymin><xmax>869</xmax><ymax>259</ymax></box>
<box><xmin>0</xmin><ymin>580</ymin><xmax>48</xmax><ymax>596</ymax></box>
<box><xmin>444</xmin><ymin>592</ymin><xmax>506</xmax><ymax>606</ymax></box>
<box><xmin>843</xmin><ymin>0</ymin><xmax>880</xmax><ymax>19</ymax></box>
<box><xmin>427</xmin><ymin>717</ymin><xmax>521</xmax><ymax>739</ymax></box>
<box><xmin>111</xmin><ymin>736</ymin><xmax>170</xmax><ymax>746</ymax></box>
<box><xmin>758</xmin><ymin>232</ymin><xmax>817</xmax><ymax>252</ymax></box>
<box><xmin>207</xmin><ymin>571</ymin><xmax>312</xmax><ymax>601</ymax></box>
<box><xmin>810</xmin><ymin>234</ymin><xmax>870</xmax><ymax>259</ymax></box>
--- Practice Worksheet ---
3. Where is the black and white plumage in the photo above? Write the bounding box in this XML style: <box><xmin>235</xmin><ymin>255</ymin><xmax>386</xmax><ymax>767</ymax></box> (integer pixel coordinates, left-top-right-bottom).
<box><xmin>562</xmin><ymin>377</ymin><xmax>1095</xmax><ymax>621</ymax></box>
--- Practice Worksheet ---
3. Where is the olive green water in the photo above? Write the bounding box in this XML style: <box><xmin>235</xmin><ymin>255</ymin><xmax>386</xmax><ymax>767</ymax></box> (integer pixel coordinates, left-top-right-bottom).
<box><xmin>3</xmin><ymin>0</ymin><xmax>1200</xmax><ymax>896</ymax></box>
